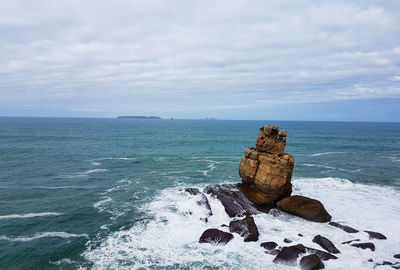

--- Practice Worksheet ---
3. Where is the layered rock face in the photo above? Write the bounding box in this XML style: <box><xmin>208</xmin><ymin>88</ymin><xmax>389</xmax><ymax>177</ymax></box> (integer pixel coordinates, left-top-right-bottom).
<box><xmin>239</xmin><ymin>126</ymin><xmax>294</xmax><ymax>205</ymax></box>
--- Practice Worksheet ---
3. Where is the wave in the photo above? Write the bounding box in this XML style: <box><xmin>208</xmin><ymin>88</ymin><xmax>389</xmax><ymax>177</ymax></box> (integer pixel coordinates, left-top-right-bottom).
<box><xmin>94</xmin><ymin>197</ymin><xmax>112</xmax><ymax>210</ymax></box>
<box><xmin>310</xmin><ymin>152</ymin><xmax>348</xmax><ymax>156</ymax></box>
<box><xmin>63</xmin><ymin>169</ymin><xmax>108</xmax><ymax>179</ymax></box>
<box><xmin>0</xmin><ymin>212</ymin><xmax>63</xmax><ymax>220</ymax></box>
<box><xmin>100</xmin><ymin>158</ymin><xmax>137</xmax><ymax>161</ymax></box>
<box><xmin>35</xmin><ymin>185</ymin><xmax>88</xmax><ymax>190</ymax></box>
<box><xmin>84</xmin><ymin>178</ymin><xmax>400</xmax><ymax>269</ymax></box>
<box><xmin>0</xmin><ymin>232</ymin><xmax>88</xmax><ymax>242</ymax></box>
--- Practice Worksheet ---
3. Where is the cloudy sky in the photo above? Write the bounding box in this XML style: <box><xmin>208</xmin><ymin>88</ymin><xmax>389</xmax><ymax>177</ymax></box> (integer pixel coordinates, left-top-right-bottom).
<box><xmin>1</xmin><ymin>0</ymin><xmax>400</xmax><ymax>121</ymax></box>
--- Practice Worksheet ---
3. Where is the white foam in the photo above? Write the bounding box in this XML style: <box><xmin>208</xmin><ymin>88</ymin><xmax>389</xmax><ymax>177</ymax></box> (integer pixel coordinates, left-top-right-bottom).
<box><xmin>91</xmin><ymin>162</ymin><xmax>101</xmax><ymax>166</ymax></box>
<box><xmin>84</xmin><ymin>178</ymin><xmax>400</xmax><ymax>269</ymax></box>
<box><xmin>94</xmin><ymin>197</ymin><xmax>112</xmax><ymax>210</ymax></box>
<box><xmin>101</xmin><ymin>158</ymin><xmax>137</xmax><ymax>161</ymax></box>
<box><xmin>36</xmin><ymin>185</ymin><xmax>87</xmax><ymax>189</ymax></box>
<box><xmin>85</xmin><ymin>169</ymin><xmax>108</xmax><ymax>174</ymax></box>
<box><xmin>0</xmin><ymin>232</ymin><xmax>88</xmax><ymax>242</ymax></box>
<box><xmin>49</xmin><ymin>258</ymin><xmax>77</xmax><ymax>266</ymax></box>
<box><xmin>0</xmin><ymin>212</ymin><xmax>63</xmax><ymax>219</ymax></box>
<box><xmin>310</xmin><ymin>152</ymin><xmax>348</xmax><ymax>156</ymax></box>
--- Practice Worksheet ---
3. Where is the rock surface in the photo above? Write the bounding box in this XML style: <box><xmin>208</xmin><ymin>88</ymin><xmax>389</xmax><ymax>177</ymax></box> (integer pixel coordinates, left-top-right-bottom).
<box><xmin>199</xmin><ymin>229</ymin><xmax>234</xmax><ymax>245</ymax></box>
<box><xmin>229</xmin><ymin>215</ymin><xmax>259</xmax><ymax>242</ymax></box>
<box><xmin>261</xmin><ymin>241</ymin><xmax>278</xmax><ymax>250</ymax></box>
<box><xmin>312</xmin><ymin>235</ymin><xmax>340</xmax><ymax>254</ymax></box>
<box><xmin>300</xmin><ymin>254</ymin><xmax>325</xmax><ymax>270</ymax></box>
<box><xmin>394</xmin><ymin>254</ymin><xmax>400</xmax><ymax>259</ymax></box>
<box><xmin>364</xmin><ymin>230</ymin><xmax>387</xmax><ymax>240</ymax></box>
<box><xmin>277</xmin><ymin>195</ymin><xmax>332</xmax><ymax>222</ymax></box>
<box><xmin>204</xmin><ymin>184</ymin><xmax>263</xmax><ymax>217</ymax></box>
<box><xmin>328</xmin><ymin>222</ymin><xmax>358</xmax><ymax>233</ymax></box>
<box><xmin>238</xmin><ymin>126</ymin><xmax>294</xmax><ymax>205</ymax></box>
<box><xmin>351</xmin><ymin>242</ymin><xmax>375</xmax><ymax>251</ymax></box>
<box><xmin>273</xmin><ymin>244</ymin><xmax>305</xmax><ymax>266</ymax></box>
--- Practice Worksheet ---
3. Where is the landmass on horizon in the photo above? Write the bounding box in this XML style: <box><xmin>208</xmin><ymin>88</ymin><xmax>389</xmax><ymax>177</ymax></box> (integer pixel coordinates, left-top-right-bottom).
<box><xmin>117</xmin><ymin>116</ymin><xmax>162</xmax><ymax>119</ymax></box>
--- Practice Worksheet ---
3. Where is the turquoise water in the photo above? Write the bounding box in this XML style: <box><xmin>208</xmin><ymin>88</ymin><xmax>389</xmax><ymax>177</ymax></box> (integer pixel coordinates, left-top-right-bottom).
<box><xmin>0</xmin><ymin>118</ymin><xmax>399</xmax><ymax>269</ymax></box>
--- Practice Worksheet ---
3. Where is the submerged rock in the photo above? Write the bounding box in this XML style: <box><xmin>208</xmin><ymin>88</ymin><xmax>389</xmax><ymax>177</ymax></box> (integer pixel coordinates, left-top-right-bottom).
<box><xmin>364</xmin><ymin>230</ymin><xmax>387</xmax><ymax>240</ymax></box>
<box><xmin>351</xmin><ymin>242</ymin><xmax>375</xmax><ymax>251</ymax></box>
<box><xmin>199</xmin><ymin>229</ymin><xmax>234</xmax><ymax>245</ymax></box>
<box><xmin>204</xmin><ymin>184</ymin><xmax>262</xmax><ymax>217</ymax></box>
<box><xmin>312</xmin><ymin>235</ymin><xmax>340</xmax><ymax>254</ymax></box>
<box><xmin>277</xmin><ymin>195</ymin><xmax>332</xmax><ymax>222</ymax></box>
<box><xmin>305</xmin><ymin>246</ymin><xmax>338</xmax><ymax>261</ymax></box>
<box><xmin>300</xmin><ymin>254</ymin><xmax>325</xmax><ymax>270</ymax></box>
<box><xmin>261</xmin><ymin>241</ymin><xmax>278</xmax><ymax>250</ymax></box>
<box><xmin>328</xmin><ymin>222</ymin><xmax>359</xmax><ymax>233</ymax></box>
<box><xmin>394</xmin><ymin>254</ymin><xmax>400</xmax><ymax>259</ymax></box>
<box><xmin>284</xmin><ymin>238</ymin><xmax>293</xmax><ymax>243</ymax></box>
<box><xmin>341</xmin><ymin>239</ymin><xmax>360</xmax><ymax>244</ymax></box>
<box><xmin>229</xmin><ymin>215</ymin><xmax>259</xmax><ymax>242</ymax></box>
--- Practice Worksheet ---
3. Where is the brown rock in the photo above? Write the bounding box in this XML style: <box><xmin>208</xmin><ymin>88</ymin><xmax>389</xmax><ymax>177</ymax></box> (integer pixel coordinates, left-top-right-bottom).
<box><xmin>238</xmin><ymin>126</ymin><xmax>294</xmax><ymax>205</ymax></box>
<box><xmin>328</xmin><ymin>222</ymin><xmax>358</xmax><ymax>233</ymax></box>
<box><xmin>256</xmin><ymin>125</ymin><xmax>287</xmax><ymax>153</ymax></box>
<box><xmin>277</xmin><ymin>195</ymin><xmax>332</xmax><ymax>223</ymax></box>
<box><xmin>312</xmin><ymin>235</ymin><xmax>340</xmax><ymax>254</ymax></box>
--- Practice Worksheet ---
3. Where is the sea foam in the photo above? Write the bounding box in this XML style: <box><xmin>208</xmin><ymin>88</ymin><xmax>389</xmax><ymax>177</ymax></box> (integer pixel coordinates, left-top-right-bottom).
<box><xmin>83</xmin><ymin>177</ymin><xmax>400</xmax><ymax>269</ymax></box>
<box><xmin>0</xmin><ymin>232</ymin><xmax>88</xmax><ymax>242</ymax></box>
<box><xmin>0</xmin><ymin>212</ymin><xmax>63</xmax><ymax>219</ymax></box>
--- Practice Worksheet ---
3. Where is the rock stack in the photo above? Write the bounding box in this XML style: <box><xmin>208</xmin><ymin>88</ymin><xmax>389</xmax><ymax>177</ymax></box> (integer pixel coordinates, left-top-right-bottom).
<box><xmin>238</xmin><ymin>126</ymin><xmax>294</xmax><ymax>205</ymax></box>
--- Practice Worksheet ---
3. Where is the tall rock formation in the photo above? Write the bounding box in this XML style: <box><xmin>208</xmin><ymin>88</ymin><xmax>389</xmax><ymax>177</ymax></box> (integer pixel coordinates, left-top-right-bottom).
<box><xmin>238</xmin><ymin>126</ymin><xmax>294</xmax><ymax>205</ymax></box>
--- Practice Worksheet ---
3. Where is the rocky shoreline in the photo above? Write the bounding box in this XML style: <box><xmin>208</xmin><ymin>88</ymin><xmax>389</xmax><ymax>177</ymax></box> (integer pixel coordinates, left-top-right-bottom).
<box><xmin>184</xmin><ymin>126</ymin><xmax>399</xmax><ymax>269</ymax></box>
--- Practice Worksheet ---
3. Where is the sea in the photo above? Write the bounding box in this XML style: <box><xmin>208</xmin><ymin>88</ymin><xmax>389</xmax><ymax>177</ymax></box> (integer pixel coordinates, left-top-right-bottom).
<box><xmin>0</xmin><ymin>117</ymin><xmax>399</xmax><ymax>270</ymax></box>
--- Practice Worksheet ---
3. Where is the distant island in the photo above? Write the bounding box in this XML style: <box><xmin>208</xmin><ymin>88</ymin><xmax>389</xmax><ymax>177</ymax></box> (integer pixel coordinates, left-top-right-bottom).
<box><xmin>117</xmin><ymin>116</ymin><xmax>162</xmax><ymax>119</ymax></box>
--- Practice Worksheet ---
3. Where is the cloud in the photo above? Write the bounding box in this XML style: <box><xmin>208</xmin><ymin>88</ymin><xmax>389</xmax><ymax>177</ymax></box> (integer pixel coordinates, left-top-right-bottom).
<box><xmin>0</xmin><ymin>0</ymin><xmax>399</xmax><ymax>118</ymax></box>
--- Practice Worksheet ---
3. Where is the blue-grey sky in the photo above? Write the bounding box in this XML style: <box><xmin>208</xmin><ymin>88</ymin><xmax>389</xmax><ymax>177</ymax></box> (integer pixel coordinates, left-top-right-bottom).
<box><xmin>1</xmin><ymin>0</ymin><xmax>400</xmax><ymax>121</ymax></box>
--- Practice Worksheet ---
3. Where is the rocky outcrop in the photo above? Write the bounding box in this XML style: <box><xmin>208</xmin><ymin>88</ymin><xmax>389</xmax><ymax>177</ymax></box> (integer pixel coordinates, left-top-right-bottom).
<box><xmin>312</xmin><ymin>235</ymin><xmax>340</xmax><ymax>254</ymax></box>
<box><xmin>273</xmin><ymin>244</ymin><xmax>306</xmax><ymax>266</ymax></box>
<box><xmin>239</xmin><ymin>126</ymin><xmax>294</xmax><ymax>205</ymax></box>
<box><xmin>351</xmin><ymin>242</ymin><xmax>375</xmax><ymax>251</ymax></box>
<box><xmin>261</xmin><ymin>241</ymin><xmax>278</xmax><ymax>250</ymax></box>
<box><xmin>300</xmin><ymin>254</ymin><xmax>325</xmax><ymax>270</ymax></box>
<box><xmin>364</xmin><ymin>230</ymin><xmax>387</xmax><ymax>240</ymax></box>
<box><xmin>277</xmin><ymin>195</ymin><xmax>332</xmax><ymax>222</ymax></box>
<box><xmin>199</xmin><ymin>229</ymin><xmax>234</xmax><ymax>245</ymax></box>
<box><xmin>229</xmin><ymin>215</ymin><xmax>259</xmax><ymax>242</ymax></box>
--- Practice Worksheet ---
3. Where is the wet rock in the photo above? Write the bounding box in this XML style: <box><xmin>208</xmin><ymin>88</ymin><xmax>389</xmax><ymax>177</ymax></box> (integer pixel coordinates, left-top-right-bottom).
<box><xmin>284</xmin><ymin>238</ymin><xmax>293</xmax><ymax>243</ymax></box>
<box><xmin>229</xmin><ymin>215</ymin><xmax>259</xmax><ymax>242</ymax></box>
<box><xmin>368</xmin><ymin>258</ymin><xmax>374</xmax><ymax>262</ymax></box>
<box><xmin>185</xmin><ymin>187</ymin><xmax>200</xmax><ymax>195</ymax></box>
<box><xmin>260</xmin><ymin>241</ymin><xmax>278</xmax><ymax>250</ymax></box>
<box><xmin>328</xmin><ymin>222</ymin><xmax>359</xmax><ymax>233</ymax></box>
<box><xmin>277</xmin><ymin>195</ymin><xmax>332</xmax><ymax>222</ymax></box>
<box><xmin>198</xmin><ymin>194</ymin><xmax>213</xmax><ymax>216</ymax></box>
<box><xmin>364</xmin><ymin>230</ymin><xmax>387</xmax><ymax>240</ymax></box>
<box><xmin>273</xmin><ymin>244</ymin><xmax>306</xmax><ymax>266</ymax></box>
<box><xmin>298</xmin><ymin>233</ymin><xmax>303</xmax><ymax>237</ymax></box>
<box><xmin>394</xmin><ymin>254</ymin><xmax>400</xmax><ymax>259</ymax></box>
<box><xmin>305</xmin><ymin>246</ymin><xmax>338</xmax><ymax>261</ymax></box>
<box><xmin>351</xmin><ymin>242</ymin><xmax>375</xmax><ymax>251</ymax></box>
<box><xmin>204</xmin><ymin>184</ymin><xmax>262</xmax><ymax>217</ymax></box>
<box><xmin>375</xmin><ymin>261</ymin><xmax>400</xmax><ymax>269</ymax></box>
<box><xmin>265</xmin><ymin>249</ymin><xmax>280</xmax><ymax>255</ymax></box>
<box><xmin>199</xmin><ymin>229</ymin><xmax>234</xmax><ymax>245</ymax></box>
<box><xmin>200</xmin><ymin>217</ymin><xmax>208</xmax><ymax>223</ymax></box>
<box><xmin>341</xmin><ymin>239</ymin><xmax>360</xmax><ymax>244</ymax></box>
<box><xmin>300</xmin><ymin>254</ymin><xmax>325</xmax><ymax>270</ymax></box>
<box><xmin>312</xmin><ymin>235</ymin><xmax>340</xmax><ymax>254</ymax></box>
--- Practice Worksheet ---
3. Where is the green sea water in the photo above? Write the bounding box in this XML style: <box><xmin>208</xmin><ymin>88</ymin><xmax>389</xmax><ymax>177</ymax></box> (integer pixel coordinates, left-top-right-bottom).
<box><xmin>0</xmin><ymin>118</ymin><xmax>399</xmax><ymax>269</ymax></box>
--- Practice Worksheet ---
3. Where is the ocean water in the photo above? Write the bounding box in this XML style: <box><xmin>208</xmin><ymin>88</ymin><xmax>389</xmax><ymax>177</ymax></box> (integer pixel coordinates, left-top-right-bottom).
<box><xmin>0</xmin><ymin>117</ymin><xmax>399</xmax><ymax>270</ymax></box>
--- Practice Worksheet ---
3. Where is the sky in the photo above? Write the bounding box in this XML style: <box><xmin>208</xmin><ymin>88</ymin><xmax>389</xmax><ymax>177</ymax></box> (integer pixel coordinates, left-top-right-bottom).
<box><xmin>1</xmin><ymin>0</ymin><xmax>400</xmax><ymax>121</ymax></box>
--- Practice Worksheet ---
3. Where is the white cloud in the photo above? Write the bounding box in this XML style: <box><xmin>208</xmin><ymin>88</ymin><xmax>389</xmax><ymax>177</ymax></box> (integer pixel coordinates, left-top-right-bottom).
<box><xmin>0</xmin><ymin>0</ymin><xmax>399</xmax><ymax>117</ymax></box>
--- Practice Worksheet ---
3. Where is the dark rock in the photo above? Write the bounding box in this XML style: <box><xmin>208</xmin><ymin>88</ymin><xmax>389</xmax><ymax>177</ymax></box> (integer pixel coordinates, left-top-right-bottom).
<box><xmin>185</xmin><ymin>188</ymin><xmax>200</xmax><ymax>195</ymax></box>
<box><xmin>364</xmin><ymin>230</ymin><xmax>387</xmax><ymax>240</ymax></box>
<box><xmin>298</xmin><ymin>233</ymin><xmax>304</xmax><ymax>237</ymax></box>
<box><xmin>221</xmin><ymin>224</ymin><xmax>229</xmax><ymax>227</ymax></box>
<box><xmin>368</xmin><ymin>258</ymin><xmax>374</xmax><ymax>262</ymax></box>
<box><xmin>277</xmin><ymin>195</ymin><xmax>332</xmax><ymax>222</ymax></box>
<box><xmin>284</xmin><ymin>238</ymin><xmax>293</xmax><ymax>243</ymax></box>
<box><xmin>305</xmin><ymin>247</ymin><xmax>338</xmax><ymax>261</ymax></box>
<box><xmin>273</xmin><ymin>244</ymin><xmax>306</xmax><ymax>266</ymax></box>
<box><xmin>394</xmin><ymin>254</ymin><xmax>400</xmax><ymax>259</ymax></box>
<box><xmin>198</xmin><ymin>194</ymin><xmax>213</xmax><ymax>216</ymax></box>
<box><xmin>204</xmin><ymin>184</ymin><xmax>262</xmax><ymax>217</ymax></box>
<box><xmin>328</xmin><ymin>222</ymin><xmax>359</xmax><ymax>233</ymax></box>
<box><xmin>341</xmin><ymin>239</ymin><xmax>360</xmax><ymax>244</ymax></box>
<box><xmin>260</xmin><ymin>241</ymin><xmax>278</xmax><ymax>250</ymax></box>
<box><xmin>312</xmin><ymin>235</ymin><xmax>340</xmax><ymax>254</ymax></box>
<box><xmin>229</xmin><ymin>215</ymin><xmax>259</xmax><ymax>242</ymax></box>
<box><xmin>351</xmin><ymin>242</ymin><xmax>375</xmax><ymax>251</ymax></box>
<box><xmin>199</xmin><ymin>229</ymin><xmax>234</xmax><ymax>245</ymax></box>
<box><xmin>265</xmin><ymin>249</ymin><xmax>280</xmax><ymax>255</ymax></box>
<box><xmin>375</xmin><ymin>261</ymin><xmax>400</xmax><ymax>269</ymax></box>
<box><xmin>300</xmin><ymin>254</ymin><xmax>325</xmax><ymax>270</ymax></box>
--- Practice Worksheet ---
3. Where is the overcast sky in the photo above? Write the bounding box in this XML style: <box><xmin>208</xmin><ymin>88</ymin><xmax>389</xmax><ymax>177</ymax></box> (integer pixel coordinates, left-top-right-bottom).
<box><xmin>1</xmin><ymin>0</ymin><xmax>400</xmax><ymax>121</ymax></box>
